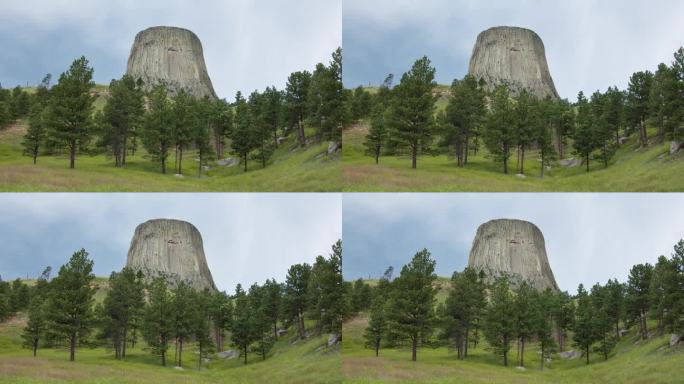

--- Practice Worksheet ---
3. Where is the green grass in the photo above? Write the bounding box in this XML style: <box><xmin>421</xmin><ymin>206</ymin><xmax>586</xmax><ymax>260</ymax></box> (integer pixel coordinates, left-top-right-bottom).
<box><xmin>343</xmin><ymin>120</ymin><xmax>684</xmax><ymax>192</ymax></box>
<box><xmin>343</xmin><ymin>312</ymin><xmax>682</xmax><ymax>384</ymax></box>
<box><xmin>0</xmin><ymin>314</ymin><xmax>340</xmax><ymax>384</ymax></box>
<box><xmin>0</xmin><ymin>121</ymin><xmax>340</xmax><ymax>192</ymax></box>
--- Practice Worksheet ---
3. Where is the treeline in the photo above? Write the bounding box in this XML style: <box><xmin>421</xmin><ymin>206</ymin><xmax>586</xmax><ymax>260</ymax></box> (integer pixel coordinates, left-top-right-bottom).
<box><xmin>10</xmin><ymin>240</ymin><xmax>345</xmax><ymax>367</ymax></box>
<box><xmin>8</xmin><ymin>48</ymin><xmax>345</xmax><ymax>173</ymax></box>
<box><xmin>359</xmin><ymin>239</ymin><xmax>683</xmax><ymax>368</ymax></box>
<box><xmin>354</xmin><ymin>47</ymin><xmax>684</xmax><ymax>174</ymax></box>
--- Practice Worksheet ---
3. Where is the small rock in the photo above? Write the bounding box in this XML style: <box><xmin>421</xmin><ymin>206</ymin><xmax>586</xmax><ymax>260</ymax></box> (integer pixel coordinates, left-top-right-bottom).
<box><xmin>669</xmin><ymin>334</ymin><xmax>681</xmax><ymax>347</ymax></box>
<box><xmin>515</xmin><ymin>366</ymin><xmax>526</xmax><ymax>371</ymax></box>
<box><xmin>619</xmin><ymin>136</ymin><xmax>629</xmax><ymax>145</ymax></box>
<box><xmin>327</xmin><ymin>333</ymin><xmax>341</xmax><ymax>347</ymax></box>
<box><xmin>559</xmin><ymin>158</ymin><xmax>581</xmax><ymax>168</ymax></box>
<box><xmin>174</xmin><ymin>174</ymin><xmax>184</xmax><ymax>178</ymax></box>
<box><xmin>619</xmin><ymin>329</ymin><xmax>629</xmax><ymax>337</ymax></box>
<box><xmin>217</xmin><ymin>158</ymin><xmax>239</xmax><ymax>167</ymax></box>
<box><xmin>217</xmin><ymin>350</ymin><xmax>239</xmax><ymax>359</ymax></box>
<box><xmin>515</xmin><ymin>173</ymin><xmax>526</xmax><ymax>179</ymax></box>
<box><xmin>174</xmin><ymin>366</ymin><xmax>184</xmax><ymax>371</ymax></box>
<box><xmin>670</xmin><ymin>141</ymin><xmax>683</xmax><ymax>155</ymax></box>
<box><xmin>559</xmin><ymin>350</ymin><xmax>581</xmax><ymax>359</ymax></box>
<box><xmin>202</xmin><ymin>165</ymin><xmax>211</xmax><ymax>171</ymax></box>
<box><xmin>277</xmin><ymin>328</ymin><xmax>288</xmax><ymax>337</ymax></box>
<box><xmin>277</xmin><ymin>136</ymin><xmax>287</xmax><ymax>145</ymax></box>
<box><xmin>327</xmin><ymin>141</ymin><xmax>341</xmax><ymax>155</ymax></box>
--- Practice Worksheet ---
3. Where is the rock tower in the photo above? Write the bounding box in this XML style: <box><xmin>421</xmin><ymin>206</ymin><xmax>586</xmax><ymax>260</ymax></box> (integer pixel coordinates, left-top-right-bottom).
<box><xmin>468</xmin><ymin>26</ymin><xmax>559</xmax><ymax>99</ymax></box>
<box><xmin>125</xmin><ymin>219</ymin><xmax>216</xmax><ymax>291</ymax></box>
<box><xmin>126</xmin><ymin>26</ymin><xmax>216</xmax><ymax>99</ymax></box>
<box><xmin>467</xmin><ymin>219</ymin><xmax>559</xmax><ymax>291</ymax></box>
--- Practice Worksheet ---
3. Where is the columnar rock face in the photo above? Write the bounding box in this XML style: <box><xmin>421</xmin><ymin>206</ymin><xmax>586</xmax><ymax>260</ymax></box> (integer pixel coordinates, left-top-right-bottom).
<box><xmin>125</xmin><ymin>219</ymin><xmax>216</xmax><ymax>291</ymax></box>
<box><xmin>126</xmin><ymin>26</ymin><xmax>216</xmax><ymax>99</ymax></box>
<box><xmin>468</xmin><ymin>26</ymin><xmax>559</xmax><ymax>99</ymax></box>
<box><xmin>467</xmin><ymin>219</ymin><xmax>559</xmax><ymax>291</ymax></box>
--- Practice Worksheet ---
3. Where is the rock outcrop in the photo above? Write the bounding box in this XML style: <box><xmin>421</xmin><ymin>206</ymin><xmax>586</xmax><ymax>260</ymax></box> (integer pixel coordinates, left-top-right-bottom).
<box><xmin>126</xmin><ymin>26</ymin><xmax>216</xmax><ymax>99</ymax></box>
<box><xmin>125</xmin><ymin>219</ymin><xmax>216</xmax><ymax>291</ymax></box>
<box><xmin>467</xmin><ymin>219</ymin><xmax>559</xmax><ymax>291</ymax></box>
<box><xmin>468</xmin><ymin>26</ymin><xmax>559</xmax><ymax>99</ymax></box>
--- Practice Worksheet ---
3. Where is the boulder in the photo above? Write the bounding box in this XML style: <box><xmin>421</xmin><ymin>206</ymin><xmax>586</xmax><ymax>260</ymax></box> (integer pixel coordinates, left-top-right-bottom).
<box><xmin>467</xmin><ymin>219</ymin><xmax>559</xmax><ymax>291</ymax></box>
<box><xmin>277</xmin><ymin>137</ymin><xmax>287</xmax><ymax>145</ymax></box>
<box><xmin>125</xmin><ymin>219</ymin><xmax>216</xmax><ymax>291</ymax></box>
<box><xmin>559</xmin><ymin>350</ymin><xmax>581</xmax><ymax>359</ymax></box>
<box><xmin>327</xmin><ymin>333</ymin><xmax>341</xmax><ymax>347</ymax></box>
<box><xmin>559</xmin><ymin>158</ymin><xmax>581</xmax><ymax>168</ymax></box>
<box><xmin>217</xmin><ymin>350</ymin><xmax>239</xmax><ymax>359</ymax></box>
<box><xmin>277</xmin><ymin>328</ymin><xmax>288</xmax><ymax>337</ymax></box>
<box><xmin>468</xmin><ymin>26</ymin><xmax>559</xmax><ymax>99</ymax></box>
<box><xmin>670</xmin><ymin>141</ymin><xmax>682</xmax><ymax>155</ymax></box>
<box><xmin>670</xmin><ymin>334</ymin><xmax>681</xmax><ymax>348</ymax></box>
<box><xmin>619</xmin><ymin>136</ymin><xmax>629</xmax><ymax>145</ymax></box>
<box><xmin>327</xmin><ymin>141</ymin><xmax>341</xmax><ymax>155</ymax></box>
<box><xmin>126</xmin><ymin>26</ymin><xmax>216</xmax><ymax>99</ymax></box>
<box><xmin>217</xmin><ymin>158</ymin><xmax>239</xmax><ymax>167</ymax></box>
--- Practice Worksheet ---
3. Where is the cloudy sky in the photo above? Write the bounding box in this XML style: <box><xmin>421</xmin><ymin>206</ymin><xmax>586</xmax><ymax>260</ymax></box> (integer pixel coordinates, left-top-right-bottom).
<box><xmin>0</xmin><ymin>194</ymin><xmax>341</xmax><ymax>292</ymax></box>
<box><xmin>343</xmin><ymin>193</ymin><xmax>684</xmax><ymax>294</ymax></box>
<box><xmin>0</xmin><ymin>0</ymin><xmax>341</xmax><ymax>98</ymax></box>
<box><xmin>343</xmin><ymin>0</ymin><xmax>684</xmax><ymax>100</ymax></box>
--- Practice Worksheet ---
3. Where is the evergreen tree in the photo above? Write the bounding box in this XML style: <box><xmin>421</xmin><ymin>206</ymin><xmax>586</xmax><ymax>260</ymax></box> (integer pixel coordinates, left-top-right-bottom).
<box><xmin>261</xmin><ymin>279</ymin><xmax>282</xmax><ymax>340</ymax></box>
<box><xmin>483</xmin><ymin>277</ymin><xmax>516</xmax><ymax>366</ymax></box>
<box><xmin>46</xmin><ymin>248</ymin><xmax>96</xmax><ymax>361</ymax></box>
<box><xmin>441</xmin><ymin>267</ymin><xmax>486</xmax><ymax>359</ymax></box>
<box><xmin>231</xmin><ymin>91</ymin><xmax>255</xmax><ymax>172</ymax></box>
<box><xmin>626</xmin><ymin>263</ymin><xmax>653</xmax><ymax>340</ymax></box>
<box><xmin>364</xmin><ymin>296</ymin><xmax>388</xmax><ymax>357</ymax></box>
<box><xmin>284</xmin><ymin>71</ymin><xmax>312</xmax><ymax>145</ymax></box>
<box><xmin>512</xmin><ymin>90</ymin><xmax>536</xmax><ymax>175</ymax></box>
<box><xmin>604</xmin><ymin>279</ymin><xmax>625</xmax><ymax>340</ymax></box>
<box><xmin>350</xmin><ymin>86</ymin><xmax>373</xmax><ymax>121</ymax></box>
<box><xmin>261</xmin><ymin>86</ymin><xmax>283</xmax><ymax>148</ymax></box>
<box><xmin>603</xmin><ymin>86</ymin><xmax>625</xmax><ymax>146</ymax></box>
<box><xmin>513</xmin><ymin>282</ymin><xmax>535</xmax><ymax>367</ymax></box>
<box><xmin>442</xmin><ymin>76</ymin><xmax>485</xmax><ymax>167</ymax></box>
<box><xmin>573</xmin><ymin>91</ymin><xmax>595</xmax><ymax>172</ymax></box>
<box><xmin>211</xmin><ymin>98</ymin><xmax>233</xmax><ymax>160</ymax></box>
<box><xmin>387</xmin><ymin>249</ymin><xmax>437</xmax><ymax>361</ymax></box>
<box><xmin>626</xmin><ymin>71</ymin><xmax>654</xmax><ymax>146</ymax></box>
<box><xmin>307</xmin><ymin>240</ymin><xmax>344</xmax><ymax>334</ymax></box>
<box><xmin>590</xmin><ymin>283</ymin><xmax>617</xmax><ymax>361</ymax></box>
<box><xmin>533</xmin><ymin>97</ymin><xmax>558</xmax><ymax>178</ymax></box>
<box><xmin>142</xmin><ymin>277</ymin><xmax>173</xmax><ymax>366</ymax></box>
<box><xmin>364</xmin><ymin>103</ymin><xmax>389</xmax><ymax>164</ymax></box>
<box><xmin>141</xmin><ymin>85</ymin><xmax>174</xmax><ymax>174</ymax></box>
<box><xmin>649</xmin><ymin>63</ymin><xmax>680</xmax><ymax>143</ymax></box>
<box><xmin>171</xmin><ymin>90</ymin><xmax>197</xmax><ymax>175</ymax></box>
<box><xmin>22</xmin><ymin>80</ymin><xmax>51</xmax><ymax>164</ymax></box>
<box><xmin>22</xmin><ymin>297</ymin><xmax>48</xmax><ymax>356</ymax></box>
<box><xmin>44</xmin><ymin>57</ymin><xmax>95</xmax><ymax>169</ymax></box>
<box><xmin>551</xmin><ymin>290</ymin><xmax>574</xmax><ymax>352</ymax></box>
<box><xmin>483</xmin><ymin>85</ymin><xmax>516</xmax><ymax>174</ymax></box>
<box><xmin>573</xmin><ymin>284</ymin><xmax>595</xmax><ymax>364</ymax></box>
<box><xmin>171</xmin><ymin>282</ymin><xmax>195</xmax><ymax>367</ymax></box>
<box><xmin>249</xmin><ymin>90</ymin><xmax>275</xmax><ymax>168</ymax></box>
<box><xmin>283</xmin><ymin>263</ymin><xmax>312</xmax><ymax>338</ymax></box>
<box><xmin>387</xmin><ymin>56</ymin><xmax>436</xmax><ymax>169</ymax></box>
<box><xmin>249</xmin><ymin>283</ymin><xmax>274</xmax><ymax>361</ymax></box>
<box><xmin>532</xmin><ymin>289</ymin><xmax>557</xmax><ymax>370</ymax></box>
<box><xmin>192</xmin><ymin>289</ymin><xmax>214</xmax><ymax>370</ymax></box>
<box><xmin>100</xmin><ymin>267</ymin><xmax>144</xmax><ymax>359</ymax></box>
<box><xmin>100</xmin><ymin>75</ymin><xmax>144</xmax><ymax>167</ymax></box>
<box><xmin>307</xmin><ymin>48</ymin><xmax>345</xmax><ymax>142</ymax></box>
<box><xmin>209</xmin><ymin>290</ymin><xmax>233</xmax><ymax>351</ymax></box>
<box><xmin>231</xmin><ymin>284</ymin><xmax>254</xmax><ymax>364</ymax></box>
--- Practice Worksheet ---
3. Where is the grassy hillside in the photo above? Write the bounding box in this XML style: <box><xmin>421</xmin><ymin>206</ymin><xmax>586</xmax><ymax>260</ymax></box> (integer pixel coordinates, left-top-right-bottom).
<box><xmin>0</xmin><ymin>278</ymin><xmax>341</xmax><ymax>383</ymax></box>
<box><xmin>343</xmin><ymin>120</ymin><xmax>683</xmax><ymax>191</ymax></box>
<box><xmin>343</xmin><ymin>312</ymin><xmax>682</xmax><ymax>384</ymax></box>
<box><xmin>0</xmin><ymin>121</ymin><xmax>340</xmax><ymax>192</ymax></box>
<box><xmin>0</xmin><ymin>84</ymin><xmax>340</xmax><ymax>191</ymax></box>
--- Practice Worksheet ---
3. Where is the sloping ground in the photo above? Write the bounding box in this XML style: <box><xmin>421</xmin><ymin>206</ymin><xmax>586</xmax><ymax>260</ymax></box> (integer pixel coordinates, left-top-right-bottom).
<box><xmin>0</xmin><ymin>122</ymin><xmax>340</xmax><ymax>192</ymax></box>
<box><xmin>343</xmin><ymin>121</ymin><xmax>683</xmax><ymax>192</ymax></box>
<box><xmin>0</xmin><ymin>312</ymin><xmax>340</xmax><ymax>383</ymax></box>
<box><xmin>343</xmin><ymin>311</ymin><xmax>682</xmax><ymax>383</ymax></box>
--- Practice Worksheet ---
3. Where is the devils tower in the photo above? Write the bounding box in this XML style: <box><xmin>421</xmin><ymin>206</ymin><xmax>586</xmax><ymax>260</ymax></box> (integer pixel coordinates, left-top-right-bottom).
<box><xmin>467</xmin><ymin>219</ymin><xmax>559</xmax><ymax>291</ymax></box>
<box><xmin>468</xmin><ymin>26</ymin><xmax>559</xmax><ymax>99</ymax></box>
<box><xmin>126</xmin><ymin>26</ymin><xmax>217</xmax><ymax>99</ymax></box>
<box><xmin>125</xmin><ymin>219</ymin><xmax>216</xmax><ymax>291</ymax></box>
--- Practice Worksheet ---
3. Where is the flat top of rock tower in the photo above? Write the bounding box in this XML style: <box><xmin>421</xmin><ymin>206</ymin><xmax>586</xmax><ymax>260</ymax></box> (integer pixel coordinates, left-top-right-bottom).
<box><xmin>136</xmin><ymin>26</ymin><xmax>199</xmax><ymax>36</ymax></box>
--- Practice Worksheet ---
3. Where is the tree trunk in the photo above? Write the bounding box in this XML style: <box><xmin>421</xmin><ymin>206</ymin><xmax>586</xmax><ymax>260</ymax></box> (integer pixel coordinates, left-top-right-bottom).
<box><xmin>69</xmin><ymin>141</ymin><xmax>76</xmax><ymax>169</ymax></box>
<box><xmin>503</xmin><ymin>349</ymin><xmax>508</xmax><ymax>367</ymax></box>
<box><xmin>464</xmin><ymin>134</ymin><xmax>469</xmax><ymax>165</ymax></box>
<box><xmin>411</xmin><ymin>144</ymin><xmax>417</xmax><ymax>169</ymax></box>
<box><xmin>122</xmin><ymin>133</ymin><xmax>128</xmax><ymax>166</ymax></box>
<box><xmin>273</xmin><ymin>323</ymin><xmax>278</xmax><ymax>340</ymax></box>
<box><xmin>122</xmin><ymin>328</ymin><xmax>127</xmax><ymax>358</ymax></box>
<box><xmin>178</xmin><ymin>148</ymin><xmax>183</xmax><ymax>175</ymax></box>
<box><xmin>243</xmin><ymin>345</ymin><xmax>248</xmax><ymax>364</ymax></box>
<box><xmin>411</xmin><ymin>336</ymin><xmax>417</xmax><ymax>361</ymax></box>
<box><xmin>586</xmin><ymin>346</ymin><xmax>589</xmax><ymax>365</ymax></box>
<box><xmin>540</xmin><ymin>151</ymin><xmax>545</xmax><ymax>178</ymax></box>
<box><xmin>243</xmin><ymin>153</ymin><xmax>248</xmax><ymax>172</ymax></box>
<box><xmin>198</xmin><ymin>150</ymin><xmax>203</xmax><ymax>177</ymax></box>
<box><xmin>33</xmin><ymin>339</ymin><xmax>38</xmax><ymax>357</ymax></box>
<box><xmin>70</xmin><ymin>333</ymin><xmax>76</xmax><ymax>361</ymax></box>
<box><xmin>503</xmin><ymin>143</ymin><xmax>509</xmax><ymax>174</ymax></box>
<box><xmin>520</xmin><ymin>338</ymin><xmax>525</xmax><ymax>367</ymax></box>
<box><xmin>585</xmin><ymin>154</ymin><xmax>590</xmax><ymax>172</ymax></box>
<box><xmin>615</xmin><ymin>320</ymin><xmax>620</xmax><ymax>340</ymax></box>
<box><xmin>464</xmin><ymin>327</ymin><xmax>469</xmax><ymax>358</ymax></box>
<box><xmin>520</xmin><ymin>147</ymin><xmax>525</xmax><ymax>175</ymax></box>
<box><xmin>161</xmin><ymin>156</ymin><xmax>166</xmax><ymax>174</ymax></box>
<box><xmin>179</xmin><ymin>338</ymin><xmax>183</xmax><ymax>367</ymax></box>
<box><xmin>540</xmin><ymin>344</ymin><xmax>544</xmax><ymax>370</ymax></box>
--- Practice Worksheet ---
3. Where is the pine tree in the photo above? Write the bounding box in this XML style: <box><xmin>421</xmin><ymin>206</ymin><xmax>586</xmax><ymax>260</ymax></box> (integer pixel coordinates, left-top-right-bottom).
<box><xmin>512</xmin><ymin>90</ymin><xmax>536</xmax><ymax>175</ymax></box>
<box><xmin>513</xmin><ymin>282</ymin><xmax>535</xmax><ymax>367</ymax></box>
<box><xmin>387</xmin><ymin>248</ymin><xmax>436</xmax><ymax>361</ymax></box>
<box><xmin>231</xmin><ymin>284</ymin><xmax>254</xmax><ymax>364</ymax></box>
<box><xmin>192</xmin><ymin>289</ymin><xmax>214</xmax><ymax>370</ymax></box>
<box><xmin>533</xmin><ymin>289</ymin><xmax>557</xmax><ymax>370</ymax></box>
<box><xmin>100</xmin><ymin>267</ymin><xmax>145</xmax><ymax>359</ymax></box>
<box><xmin>100</xmin><ymin>75</ymin><xmax>144</xmax><ymax>167</ymax></box>
<box><xmin>364</xmin><ymin>296</ymin><xmax>387</xmax><ymax>356</ymax></box>
<box><xmin>442</xmin><ymin>76</ymin><xmax>485</xmax><ymax>167</ymax></box>
<box><xmin>483</xmin><ymin>277</ymin><xmax>516</xmax><ymax>366</ymax></box>
<box><xmin>231</xmin><ymin>91</ymin><xmax>255</xmax><ymax>172</ymax></box>
<box><xmin>590</xmin><ymin>283</ymin><xmax>617</xmax><ymax>361</ymax></box>
<box><xmin>387</xmin><ymin>56</ymin><xmax>436</xmax><ymax>169</ymax></box>
<box><xmin>171</xmin><ymin>90</ymin><xmax>197</xmax><ymax>175</ymax></box>
<box><xmin>261</xmin><ymin>279</ymin><xmax>282</xmax><ymax>340</ymax></box>
<box><xmin>171</xmin><ymin>282</ymin><xmax>195</xmax><ymax>367</ymax></box>
<box><xmin>306</xmin><ymin>48</ymin><xmax>345</xmax><ymax>142</ymax></box>
<box><xmin>44</xmin><ymin>57</ymin><xmax>95</xmax><ymax>169</ymax></box>
<box><xmin>626</xmin><ymin>71</ymin><xmax>654</xmax><ymax>146</ymax></box>
<box><xmin>572</xmin><ymin>284</ymin><xmax>595</xmax><ymax>364</ymax></box>
<box><xmin>142</xmin><ymin>277</ymin><xmax>174</xmax><ymax>366</ymax></box>
<box><xmin>604</xmin><ymin>278</ymin><xmax>625</xmax><ymax>340</ymax></box>
<box><xmin>441</xmin><ymin>267</ymin><xmax>486</xmax><ymax>359</ymax></box>
<box><xmin>141</xmin><ymin>85</ymin><xmax>174</xmax><ymax>174</ymax></box>
<box><xmin>46</xmin><ymin>248</ymin><xmax>96</xmax><ymax>361</ymax></box>
<box><xmin>551</xmin><ymin>290</ymin><xmax>575</xmax><ymax>352</ymax></box>
<box><xmin>626</xmin><ymin>263</ymin><xmax>653</xmax><ymax>340</ymax></box>
<box><xmin>22</xmin><ymin>298</ymin><xmax>48</xmax><ymax>356</ymax></box>
<box><xmin>209</xmin><ymin>290</ymin><xmax>233</xmax><ymax>351</ymax></box>
<box><xmin>307</xmin><ymin>240</ymin><xmax>344</xmax><ymax>334</ymax></box>
<box><xmin>483</xmin><ymin>85</ymin><xmax>516</xmax><ymax>174</ymax></box>
<box><xmin>573</xmin><ymin>91</ymin><xmax>595</xmax><ymax>172</ymax></box>
<box><xmin>283</xmin><ymin>263</ymin><xmax>312</xmax><ymax>338</ymax></box>
<box><xmin>284</xmin><ymin>71</ymin><xmax>312</xmax><ymax>145</ymax></box>
<box><xmin>364</xmin><ymin>103</ymin><xmax>389</xmax><ymax>164</ymax></box>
